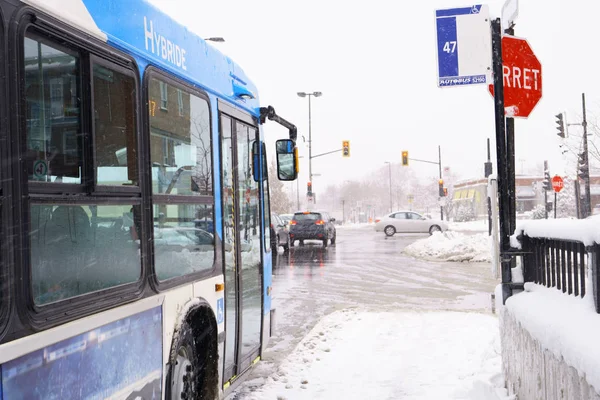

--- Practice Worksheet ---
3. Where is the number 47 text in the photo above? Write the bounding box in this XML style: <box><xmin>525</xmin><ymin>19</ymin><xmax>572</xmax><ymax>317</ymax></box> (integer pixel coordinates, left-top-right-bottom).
<box><xmin>443</xmin><ymin>41</ymin><xmax>457</xmax><ymax>53</ymax></box>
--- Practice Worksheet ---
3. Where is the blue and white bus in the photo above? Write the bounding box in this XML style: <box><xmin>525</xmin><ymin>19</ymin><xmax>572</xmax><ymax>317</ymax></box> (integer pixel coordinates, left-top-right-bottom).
<box><xmin>0</xmin><ymin>0</ymin><xmax>298</xmax><ymax>398</ymax></box>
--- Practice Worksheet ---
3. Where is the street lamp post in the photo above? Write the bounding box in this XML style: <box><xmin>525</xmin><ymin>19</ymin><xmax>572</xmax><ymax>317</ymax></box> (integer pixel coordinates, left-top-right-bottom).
<box><xmin>384</xmin><ymin>162</ymin><xmax>392</xmax><ymax>213</ymax></box>
<box><xmin>297</xmin><ymin>91</ymin><xmax>322</xmax><ymax>195</ymax></box>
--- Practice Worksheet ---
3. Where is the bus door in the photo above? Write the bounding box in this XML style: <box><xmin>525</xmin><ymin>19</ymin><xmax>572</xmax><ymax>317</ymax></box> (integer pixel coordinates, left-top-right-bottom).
<box><xmin>221</xmin><ymin>114</ymin><xmax>263</xmax><ymax>384</ymax></box>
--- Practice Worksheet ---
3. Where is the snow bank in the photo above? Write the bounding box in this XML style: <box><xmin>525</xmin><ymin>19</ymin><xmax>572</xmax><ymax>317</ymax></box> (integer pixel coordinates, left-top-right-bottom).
<box><xmin>505</xmin><ymin>283</ymin><xmax>600</xmax><ymax>391</ymax></box>
<box><xmin>512</xmin><ymin>218</ymin><xmax>600</xmax><ymax>247</ymax></box>
<box><xmin>246</xmin><ymin>309</ymin><xmax>512</xmax><ymax>400</ymax></box>
<box><xmin>403</xmin><ymin>231</ymin><xmax>492</xmax><ymax>262</ymax></box>
<box><xmin>449</xmin><ymin>219</ymin><xmax>489</xmax><ymax>233</ymax></box>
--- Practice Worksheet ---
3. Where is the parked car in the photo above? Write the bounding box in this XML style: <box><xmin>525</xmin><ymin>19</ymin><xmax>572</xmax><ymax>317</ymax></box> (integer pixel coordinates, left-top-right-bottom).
<box><xmin>270</xmin><ymin>213</ymin><xmax>290</xmax><ymax>252</ymax></box>
<box><xmin>289</xmin><ymin>211</ymin><xmax>336</xmax><ymax>247</ymax></box>
<box><xmin>374</xmin><ymin>211</ymin><xmax>448</xmax><ymax>236</ymax></box>
<box><xmin>279</xmin><ymin>213</ymin><xmax>294</xmax><ymax>224</ymax></box>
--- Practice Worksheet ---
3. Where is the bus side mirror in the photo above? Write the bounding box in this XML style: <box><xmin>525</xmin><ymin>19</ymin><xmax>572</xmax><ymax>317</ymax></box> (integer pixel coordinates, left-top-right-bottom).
<box><xmin>275</xmin><ymin>139</ymin><xmax>298</xmax><ymax>181</ymax></box>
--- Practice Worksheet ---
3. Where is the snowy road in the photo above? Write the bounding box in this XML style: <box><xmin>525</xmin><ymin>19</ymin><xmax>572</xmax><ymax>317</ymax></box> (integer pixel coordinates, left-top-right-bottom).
<box><xmin>227</xmin><ymin>225</ymin><xmax>501</xmax><ymax>399</ymax></box>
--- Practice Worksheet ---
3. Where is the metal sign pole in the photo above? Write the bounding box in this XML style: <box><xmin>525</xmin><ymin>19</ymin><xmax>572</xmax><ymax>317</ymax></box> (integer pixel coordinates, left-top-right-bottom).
<box><xmin>491</xmin><ymin>18</ymin><xmax>512</xmax><ymax>304</ymax></box>
<box><xmin>505</xmin><ymin>24</ymin><xmax>517</xmax><ymax>237</ymax></box>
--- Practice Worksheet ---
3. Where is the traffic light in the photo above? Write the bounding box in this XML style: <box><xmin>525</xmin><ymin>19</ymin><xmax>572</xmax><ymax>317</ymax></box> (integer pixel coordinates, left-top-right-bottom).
<box><xmin>542</xmin><ymin>171</ymin><xmax>552</xmax><ymax>191</ymax></box>
<box><xmin>555</xmin><ymin>113</ymin><xmax>565</xmax><ymax>138</ymax></box>
<box><xmin>438</xmin><ymin>179</ymin><xmax>444</xmax><ymax>197</ymax></box>
<box><xmin>578</xmin><ymin>153</ymin><xmax>586</xmax><ymax>181</ymax></box>
<box><xmin>443</xmin><ymin>187</ymin><xmax>448</xmax><ymax>197</ymax></box>
<box><xmin>307</xmin><ymin>181</ymin><xmax>312</xmax><ymax>195</ymax></box>
<box><xmin>402</xmin><ymin>151</ymin><xmax>409</xmax><ymax>166</ymax></box>
<box><xmin>342</xmin><ymin>140</ymin><xmax>350</xmax><ymax>157</ymax></box>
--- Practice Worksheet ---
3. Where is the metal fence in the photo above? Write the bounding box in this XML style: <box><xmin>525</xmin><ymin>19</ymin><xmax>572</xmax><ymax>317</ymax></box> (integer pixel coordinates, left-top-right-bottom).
<box><xmin>517</xmin><ymin>232</ymin><xmax>600</xmax><ymax>313</ymax></box>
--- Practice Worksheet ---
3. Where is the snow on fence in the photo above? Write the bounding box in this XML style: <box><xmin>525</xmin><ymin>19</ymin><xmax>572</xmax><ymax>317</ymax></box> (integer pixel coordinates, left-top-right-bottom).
<box><xmin>513</xmin><ymin>219</ymin><xmax>600</xmax><ymax>313</ymax></box>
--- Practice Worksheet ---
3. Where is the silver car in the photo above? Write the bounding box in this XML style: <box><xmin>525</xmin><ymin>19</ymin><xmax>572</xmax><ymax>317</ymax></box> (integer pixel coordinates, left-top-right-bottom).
<box><xmin>374</xmin><ymin>211</ymin><xmax>448</xmax><ymax>236</ymax></box>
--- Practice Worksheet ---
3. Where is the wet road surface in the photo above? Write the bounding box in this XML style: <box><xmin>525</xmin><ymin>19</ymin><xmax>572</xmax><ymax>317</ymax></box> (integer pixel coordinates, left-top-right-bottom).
<box><xmin>228</xmin><ymin>224</ymin><xmax>498</xmax><ymax>398</ymax></box>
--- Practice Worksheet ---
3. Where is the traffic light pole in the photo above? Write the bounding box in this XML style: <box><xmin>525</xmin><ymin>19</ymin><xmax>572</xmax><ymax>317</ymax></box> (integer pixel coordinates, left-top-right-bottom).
<box><xmin>408</xmin><ymin>145</ymin><xmax>444</xmax><ymax>221</ymax></box>
<box><xmin>405</xmin><ymin>146</ymin><xmax>445</xmax><ymax>221</ymax></box>
<box><xmin>311</xmin><ymin>148</ymin><xmax>343</xmax><ymax>159</ymax></box>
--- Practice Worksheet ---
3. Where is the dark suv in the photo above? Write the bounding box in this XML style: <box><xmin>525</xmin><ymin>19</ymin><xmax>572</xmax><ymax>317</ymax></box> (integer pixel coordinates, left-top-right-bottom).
<box><xmin>289</xmin><ymin>211</ymin><xmax>336</xmax><ymax>247</ymax></box>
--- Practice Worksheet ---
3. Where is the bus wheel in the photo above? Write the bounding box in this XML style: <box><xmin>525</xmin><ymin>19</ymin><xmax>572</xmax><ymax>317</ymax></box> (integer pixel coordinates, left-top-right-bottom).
<box><xmin>171</xmin><ymin>334</ymin><xmax>195</xmax><ymax>400</ymax></box>
<box><xmin>168</xmin><ymin>313</ymin><xmax>218</xmax><ymax>400</ymax></box>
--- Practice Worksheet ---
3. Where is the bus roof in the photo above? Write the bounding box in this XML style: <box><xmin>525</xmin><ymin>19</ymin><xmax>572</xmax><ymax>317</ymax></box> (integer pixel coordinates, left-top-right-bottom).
<box><xmin>23</xmin><ymin>0</ymin><xmax>260</xmax><ymax>114</ymax></box>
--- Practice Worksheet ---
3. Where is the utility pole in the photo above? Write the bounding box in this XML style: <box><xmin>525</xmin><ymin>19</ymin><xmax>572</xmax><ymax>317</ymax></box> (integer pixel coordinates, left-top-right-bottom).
<box><xmin>543</xmin><ymin>160</ymin><xmax>549</xmax><ymax>220</ymax></box>
<box><xmin>582</xmin><ymin>93</ymin><xmax>592</xmax><ymax>218</ymax></box>
<box><xmin>575</xmin><ymin>180</ymin><xmax>581</xmax><ymax>219</ymax></box>
<box><xmin>297</xmin><ymin>91</ymin><xmax>322</xmax><ymax>198</ymax></box>
<box><xmin>566</xmin><ymin>93</ymin><xmax>592</xmax><ymax>218</ymax></box>
<box><xmin>296</xmin><ymin>179</ymin><xmax>300</xmax><ymax>210</ymax></box>
<box><xmin>308</xmin><ymin>94</ymin><xmax>312</xmax><ymax>184</ymax></box>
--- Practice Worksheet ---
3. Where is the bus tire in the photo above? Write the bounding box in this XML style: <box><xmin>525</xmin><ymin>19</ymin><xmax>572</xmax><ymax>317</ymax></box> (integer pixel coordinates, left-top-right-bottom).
<box><xmin>167</xmin><ymin>307</ymin><xmax>218</xmax><ymax>400</ymax></box>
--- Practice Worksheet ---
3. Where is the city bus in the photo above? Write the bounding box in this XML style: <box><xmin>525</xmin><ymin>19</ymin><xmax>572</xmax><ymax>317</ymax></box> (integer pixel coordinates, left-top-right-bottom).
<box><xmin>0</xmin><ymin>0</ymin><xmax>298</xmax><ymax>398</ymax></box>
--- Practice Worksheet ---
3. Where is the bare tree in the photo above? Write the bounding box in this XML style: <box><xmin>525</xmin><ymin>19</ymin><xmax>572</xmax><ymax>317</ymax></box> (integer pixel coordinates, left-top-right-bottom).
<box><xmin>268</xmin><ymin>160</ymin><xmax>292</xmax><ymax>214</ymax></box>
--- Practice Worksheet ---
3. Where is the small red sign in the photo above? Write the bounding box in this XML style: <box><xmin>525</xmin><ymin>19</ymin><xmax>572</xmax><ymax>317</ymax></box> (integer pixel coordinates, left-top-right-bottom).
<box><xmin>552</xmin><ymin>175</ymin><xmax>564</xmax><ymax>193</ymax></box>
<box><xmin>488</xmin><ymin>35</ymin><xmax>542</xmax><ymax>118</ymax></box>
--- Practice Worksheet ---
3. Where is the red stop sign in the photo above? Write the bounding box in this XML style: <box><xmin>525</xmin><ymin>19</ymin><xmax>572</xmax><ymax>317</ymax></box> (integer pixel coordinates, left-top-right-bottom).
<box><xmin>552</xmin><ymin>175</ymin><xmax>564</xmax><ymax>193</ymax></box>
<box><xmin>488</xmin><ymin>35</ymin><xmax>542</xmax><ymax>118</ymax></box>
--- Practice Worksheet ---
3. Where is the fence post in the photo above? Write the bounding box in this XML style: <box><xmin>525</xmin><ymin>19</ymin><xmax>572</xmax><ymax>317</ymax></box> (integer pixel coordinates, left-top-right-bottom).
<box><xmin>591</xmin><ymin>244</ymin><xmax>600</xmax><ymax>313</ymax></box>
<box><xmin>520</xmin><ymin>232</ymin><xmax>535</xmax><ymax>283</ymax></box>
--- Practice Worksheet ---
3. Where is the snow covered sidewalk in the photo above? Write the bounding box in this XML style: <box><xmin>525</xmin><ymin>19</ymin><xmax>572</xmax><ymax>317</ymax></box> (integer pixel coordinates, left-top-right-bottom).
<box><xmin>246</xmin><ymin>309</ymin><xmax>511</xmax><ymax>400</ymax></box>
<box><xmin>403</xmin><ymin>231</ymin><xmax>492</xmax><ymax>262</ymax></box>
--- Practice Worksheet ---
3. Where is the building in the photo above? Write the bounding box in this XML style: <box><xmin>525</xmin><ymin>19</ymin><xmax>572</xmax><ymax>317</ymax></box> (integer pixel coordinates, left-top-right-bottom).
<box><xmin>452</xmin><ymin>174</ymin><xmax>600</xmax><ymax>221</ymax></box>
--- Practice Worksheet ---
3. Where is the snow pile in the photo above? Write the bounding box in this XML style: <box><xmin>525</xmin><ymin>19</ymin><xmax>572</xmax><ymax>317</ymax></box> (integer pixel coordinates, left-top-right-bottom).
<box><xmin>403</xmin><ymin>231</ymin><xmax>491</xmax><ymax>262</ymax></box>
<box><xmin>505</xmin><ymin>283</ymin><xmax>600</xmax><ymax>391</ymax></box>
<box><xmin>450</xmin><ymin>219</ymin><xmax>489</xmax><ymax>233</ymax></box>
<box><xmin>512</xmin><ymin>218</ymin><xmax>600</xmax><ymax>246</ymax></box>
<box><xmin>246</xmin><ymin>309</ymin><xmax>512</xmax><ymax>400</ymax></box>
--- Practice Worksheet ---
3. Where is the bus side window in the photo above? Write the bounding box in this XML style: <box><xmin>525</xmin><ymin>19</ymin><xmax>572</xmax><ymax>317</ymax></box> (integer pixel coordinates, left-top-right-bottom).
<box><xmin>30</xmin><ymin>204</ymin><xmax>141</xmax><ymax>305</ymax></box>
<box><xmin>24</xmin><ymin>36</ymin><xmax>83</xmax><ymax>184</ymax></box>
<box><xmin>93</xmin><ymin>63</ymin><xmax>138</xmax><ymax>186</ymax></box>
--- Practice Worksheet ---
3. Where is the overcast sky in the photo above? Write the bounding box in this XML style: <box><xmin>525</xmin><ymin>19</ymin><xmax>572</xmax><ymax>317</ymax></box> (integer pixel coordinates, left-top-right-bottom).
<box><xmin>149</xmin><ymin>0</ymin><xmax>600</xmax><ymax>191</ymax></box>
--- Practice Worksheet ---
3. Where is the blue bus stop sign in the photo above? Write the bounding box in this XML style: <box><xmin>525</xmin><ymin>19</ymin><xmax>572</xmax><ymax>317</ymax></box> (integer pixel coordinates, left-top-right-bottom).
<box><xmin>435</xmin><ymin>5</ymin><xmax>492</xmax><ymax>88</ymax></box>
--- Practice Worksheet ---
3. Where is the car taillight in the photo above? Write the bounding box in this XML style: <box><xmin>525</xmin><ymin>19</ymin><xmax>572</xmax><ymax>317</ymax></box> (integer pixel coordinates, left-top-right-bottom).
<box><xmin>290</xmin><ymin>220</ymin><xmax>297</xmax><ymax>225</ymax></box>
<box><xmin>375</xmin><ymin>219</ymin><xmax>381</xmax><ymax>223</ymax></box>
<box><xmin>270</xmin><ymin>224</ymin><xmax>273</xmax><ymax>229</ymax></box>
<box><xmin>315</xmin><ymin>220</ymin><xmax>325</xmax><ymax>225</ymax></box>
